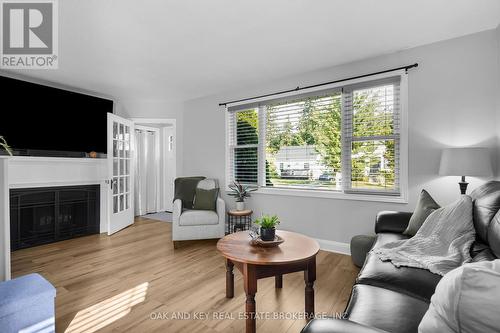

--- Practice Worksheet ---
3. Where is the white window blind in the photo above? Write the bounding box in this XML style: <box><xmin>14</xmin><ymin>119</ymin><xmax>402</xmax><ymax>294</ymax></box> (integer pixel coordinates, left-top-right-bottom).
<box><xmin>226</xmin><ymin>74</ymin><xmax>406</xmax><ymax>198</ymax></box>
<box><xmin>227</xmin><ymin>108</ymin><xmax>259</xmax><ymax>185</ymax></box>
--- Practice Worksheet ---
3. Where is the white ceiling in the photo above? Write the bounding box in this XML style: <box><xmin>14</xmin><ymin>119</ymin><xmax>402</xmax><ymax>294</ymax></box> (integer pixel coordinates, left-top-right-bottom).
<box><xmin>6</xmin><ymin>0</ymin><xmax>500</xmax><ymax>102</ymax></box>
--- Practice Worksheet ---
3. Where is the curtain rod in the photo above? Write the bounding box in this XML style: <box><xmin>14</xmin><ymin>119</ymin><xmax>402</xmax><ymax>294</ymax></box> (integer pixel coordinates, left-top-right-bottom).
<box><xmin>219</xmin><ymin>63</ymin><xmax>418</xmax><ymax>107</ymax></box>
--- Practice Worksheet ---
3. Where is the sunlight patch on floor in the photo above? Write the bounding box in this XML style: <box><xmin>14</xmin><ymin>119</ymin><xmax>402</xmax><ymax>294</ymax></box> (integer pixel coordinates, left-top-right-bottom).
<box><xmin>65</xmin><ymin>282</ymin><xmax>149</xmax><ymax>333</ymax></box>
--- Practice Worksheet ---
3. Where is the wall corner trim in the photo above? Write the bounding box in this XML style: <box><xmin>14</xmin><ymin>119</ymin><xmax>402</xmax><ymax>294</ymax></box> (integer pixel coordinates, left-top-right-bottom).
<box><xmin>315</xmin><ymin>238</ymin><xmax>350</xmax><ymax>256</ymax></box>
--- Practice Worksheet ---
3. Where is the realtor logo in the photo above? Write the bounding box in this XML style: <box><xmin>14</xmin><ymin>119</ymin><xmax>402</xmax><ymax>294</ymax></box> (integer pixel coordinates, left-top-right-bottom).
<box><xmin>1</xmin><ymin>0</ymin><xmax>58</xmax><ymax>69</ymax></box>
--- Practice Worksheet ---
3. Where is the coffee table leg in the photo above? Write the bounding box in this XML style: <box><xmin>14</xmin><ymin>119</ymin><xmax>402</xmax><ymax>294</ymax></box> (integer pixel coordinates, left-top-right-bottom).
<box><xmin>304</xmin><ymin>256</ymin><xmax>316</xmax><ymax>321</ymax></box>
<box><xmin>226</xmin><ymin>259</ymin><xmax>234</xmax><ymax>298</ymax></box>
<box><xmin>243</xmin><ymin>263</ymin><xmax>257</xmax><ymax>333</ymax></box>
<box><xmin>275</xmin><ymin>274</ymin><xmax>283</xmax><ymax>289</ymax></box>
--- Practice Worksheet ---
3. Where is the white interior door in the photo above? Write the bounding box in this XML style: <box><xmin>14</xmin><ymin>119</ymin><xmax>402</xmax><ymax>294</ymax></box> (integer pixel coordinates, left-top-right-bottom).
<box><xmin>108</xmin><ymin>113</ymin><xmax>134</xmax><ymax>235</ymax></box>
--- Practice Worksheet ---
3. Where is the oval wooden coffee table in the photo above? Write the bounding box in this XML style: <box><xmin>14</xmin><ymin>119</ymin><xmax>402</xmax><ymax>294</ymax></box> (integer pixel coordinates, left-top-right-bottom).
<box><xmin>217</xmin><ymin>230</ymin><xmax>320</xmax><ymax>333</ymax></box>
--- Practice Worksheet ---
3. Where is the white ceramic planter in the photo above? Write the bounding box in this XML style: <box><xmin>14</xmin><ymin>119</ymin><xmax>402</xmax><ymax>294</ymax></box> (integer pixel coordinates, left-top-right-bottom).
<box><xmin>236</xmin><ymin>201</ymin><xmax>245</xmax><ymax>211</ymax></box>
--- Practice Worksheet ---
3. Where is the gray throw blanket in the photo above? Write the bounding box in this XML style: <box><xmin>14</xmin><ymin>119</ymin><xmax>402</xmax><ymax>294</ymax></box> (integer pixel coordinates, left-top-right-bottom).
<box><xmin>374</xmin><ymin>195</ymin><xmax>475</xmax><ymax>276</ymax></box>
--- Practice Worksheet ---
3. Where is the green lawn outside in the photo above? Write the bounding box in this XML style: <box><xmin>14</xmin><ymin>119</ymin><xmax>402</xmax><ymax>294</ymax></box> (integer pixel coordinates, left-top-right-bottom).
<box><xmin>268</xmin><ymin>178</ymin><xmax>394</xmax><ymax>190</ymax></box>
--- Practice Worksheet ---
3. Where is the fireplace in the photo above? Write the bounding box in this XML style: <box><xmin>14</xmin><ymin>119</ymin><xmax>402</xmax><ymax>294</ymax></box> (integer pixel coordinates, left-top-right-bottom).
<box><xmin>10</xmin><ymin>185</ymin><xmax>100</xmax><ymax>251</ymax></box>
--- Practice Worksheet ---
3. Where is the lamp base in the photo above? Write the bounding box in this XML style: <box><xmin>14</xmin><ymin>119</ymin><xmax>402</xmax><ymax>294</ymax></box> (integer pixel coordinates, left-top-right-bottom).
<box><xmin>459</xmin><ymin>176</ymin><xmax>468</xmax><ymax>195</ymax></box>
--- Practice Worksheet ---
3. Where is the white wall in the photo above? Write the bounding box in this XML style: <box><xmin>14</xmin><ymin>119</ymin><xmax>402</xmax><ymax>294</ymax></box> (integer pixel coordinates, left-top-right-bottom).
<box><xmin>116</xmin><ymin>99</ymin><xmax>184</xmax><ymax>181</ymax></box>
<box><xmin>182</xmin><ymin>30</ymin><xmax>499</xmax><ymax>245</ymax></box>
<box><xmin>497</xmin><ymin>25</ymin><xmax>500</xmax><ymax>179</ymax></box>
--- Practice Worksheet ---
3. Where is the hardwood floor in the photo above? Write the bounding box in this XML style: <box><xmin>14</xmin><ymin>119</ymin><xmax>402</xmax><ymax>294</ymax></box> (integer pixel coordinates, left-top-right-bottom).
<box><xmin>11</xmin><ymin>217</ymin><xmax>359</xmax><ymax>333</ymax></box>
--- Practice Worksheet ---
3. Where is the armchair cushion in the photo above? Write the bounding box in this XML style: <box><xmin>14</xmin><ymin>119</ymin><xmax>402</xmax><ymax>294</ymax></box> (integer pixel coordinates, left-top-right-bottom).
<box><xmin>193</xmin><ymin>188</ymin><xmax>218</xmax><ymax>211</ymax></box>
<box><xmin>179</xmin><ymin>209</ymin><xmax>219</xmax><ymax>226</ymax></box>
<box><xmin>193</xmin><ymin>179</ymin><xmax>219</xmax><ymax>211</ymax></box>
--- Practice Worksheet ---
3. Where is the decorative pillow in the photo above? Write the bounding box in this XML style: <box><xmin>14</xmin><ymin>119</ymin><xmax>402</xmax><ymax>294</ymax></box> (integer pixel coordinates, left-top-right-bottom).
<box><xmin>419</xmin><ymin>260</ymin><xmax>500</xmax><ymax>333</ymax></box>
<box><xmin>193</xmin><ymin>188</ymin><xmax>218</xmax><ymax>211</ymax></box>
<box><xmin>403</xmin><ymin>190</ymin><xmax>440</xmax><ymax>236</ymax></box>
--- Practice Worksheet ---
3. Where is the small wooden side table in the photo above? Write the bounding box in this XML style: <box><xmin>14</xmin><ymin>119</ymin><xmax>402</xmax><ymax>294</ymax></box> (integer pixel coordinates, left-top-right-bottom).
<box><xmin>227</xmin><ymin>209</ymin><xmax>253</xmax><ymax>234</ymax></box>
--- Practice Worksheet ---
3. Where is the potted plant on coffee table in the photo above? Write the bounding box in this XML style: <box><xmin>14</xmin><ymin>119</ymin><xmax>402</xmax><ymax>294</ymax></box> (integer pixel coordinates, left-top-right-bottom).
<box><xmin>228</xmin><ymin>181</ymin><xmax>256</xmax><ymax>211</ymax></box>
<box><xmin>254</xmin><ymin>215</ymin><xmax>280</xmax><ymax>241</ymax></box>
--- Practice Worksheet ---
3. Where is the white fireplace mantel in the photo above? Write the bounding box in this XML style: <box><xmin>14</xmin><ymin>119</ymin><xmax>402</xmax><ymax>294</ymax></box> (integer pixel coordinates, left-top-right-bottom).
<box><xmin>0</xmin><ymin>156</ymin><xmax>109</xmax><ymax>280</ymax></box>
<box><xmin>0</xmin><ymin>157</ymin><xmax>9</xmax><ymax>281</ymax></box>
<box><xmin>8</xmin><ymin>156</ymin><xmax>107</xmax><ymax>188</ymax></box>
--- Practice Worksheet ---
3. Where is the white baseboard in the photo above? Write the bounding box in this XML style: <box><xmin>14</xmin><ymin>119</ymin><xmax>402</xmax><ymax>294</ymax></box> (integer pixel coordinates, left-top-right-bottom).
<box><xmin>315</xmin><ymin>238</ymin><xmax>350</xmax><ymax>256</ymax></box>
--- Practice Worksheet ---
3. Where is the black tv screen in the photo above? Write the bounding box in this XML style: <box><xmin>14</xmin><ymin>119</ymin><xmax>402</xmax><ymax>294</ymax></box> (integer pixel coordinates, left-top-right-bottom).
<box><xmin>0</xmin><ymin>75</ymin><xmax>113</xmax><ymax>156</ymax></box>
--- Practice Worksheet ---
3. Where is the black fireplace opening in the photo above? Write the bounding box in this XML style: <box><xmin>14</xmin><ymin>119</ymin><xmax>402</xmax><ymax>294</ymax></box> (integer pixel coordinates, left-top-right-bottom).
<box><xmin>10</xmin><ymin>185</ymin><xmax>100</xmax><ymax>251</ymax></box>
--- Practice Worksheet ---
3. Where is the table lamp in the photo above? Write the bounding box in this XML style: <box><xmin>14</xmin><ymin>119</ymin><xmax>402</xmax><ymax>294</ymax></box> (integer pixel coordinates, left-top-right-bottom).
<box><xmin>439</xmin><ymin>147</ymin><xmax>493</xmax><ymax>194</ymax></box>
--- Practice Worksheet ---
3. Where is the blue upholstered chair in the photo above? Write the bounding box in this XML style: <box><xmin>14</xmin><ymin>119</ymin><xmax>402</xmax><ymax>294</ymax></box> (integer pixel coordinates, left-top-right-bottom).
<box><xmin>0</xmin><ymin>273</ymin><xmax>56</xmax><ymax>333</ymax></box>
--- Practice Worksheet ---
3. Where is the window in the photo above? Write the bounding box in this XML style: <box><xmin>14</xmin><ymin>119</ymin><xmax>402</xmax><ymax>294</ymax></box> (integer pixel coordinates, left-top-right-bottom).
<box><xmin>343</xmin><ymin>79</ymin><xmax>401</xmax><ymax>194</ymax></box>
<box><xmin>226</xmin><ymin>74</ymin><xmax>407</xmax><ymax>200</ymax></box>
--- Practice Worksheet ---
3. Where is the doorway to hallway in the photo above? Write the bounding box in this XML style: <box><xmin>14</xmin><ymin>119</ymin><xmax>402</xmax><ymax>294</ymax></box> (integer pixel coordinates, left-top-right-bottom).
<box><xmin>132</xmin><ymin>118</ymin><xmax>176</xmax><ymax>217</ymax></box>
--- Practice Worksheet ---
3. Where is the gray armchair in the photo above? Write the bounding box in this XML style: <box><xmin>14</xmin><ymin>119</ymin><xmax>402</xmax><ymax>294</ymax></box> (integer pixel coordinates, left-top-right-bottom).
<box><xmin>172</xmin><ymin>177</ymin><xmax>225</xmax><ymax>248</ymax></box>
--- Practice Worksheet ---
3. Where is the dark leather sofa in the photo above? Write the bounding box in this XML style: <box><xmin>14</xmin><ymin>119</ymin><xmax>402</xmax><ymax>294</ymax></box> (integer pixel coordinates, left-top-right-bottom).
<box><xmin>301</xmin><ymin>181</ymin><xmax>500</xmax><ymax>333</ymax></box>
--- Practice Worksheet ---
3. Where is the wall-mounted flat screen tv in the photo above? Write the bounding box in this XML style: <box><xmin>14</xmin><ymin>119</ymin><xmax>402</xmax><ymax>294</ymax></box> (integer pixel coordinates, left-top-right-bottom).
<box><xmin>0</xmin><ymin>75</ymin><xmax>113</xmax><ymax>157</ymax></box>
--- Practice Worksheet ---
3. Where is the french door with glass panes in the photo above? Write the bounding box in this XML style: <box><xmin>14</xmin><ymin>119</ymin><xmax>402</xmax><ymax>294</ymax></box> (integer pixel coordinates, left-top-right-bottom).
<box><xmin>107</xmin><ymin>113</ymin><xmax>134</xmax><ymax>235</ymax></box>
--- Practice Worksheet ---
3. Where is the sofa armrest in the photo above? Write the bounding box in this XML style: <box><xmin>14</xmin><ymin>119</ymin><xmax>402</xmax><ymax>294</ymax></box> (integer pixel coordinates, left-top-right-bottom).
<box><xmin>374</xmin><ymin>211</ymin><xmax>413</xmax><ymax>234</ymax></box>
<box><xmin>301</xmin><ymin>318</ymin><xmax>389</xmax><ymax>333</ymax></box>
<box><xmin>216</xmin><ymin>197</ymin><xmax>226</xmax><ymax>235</ymax></box>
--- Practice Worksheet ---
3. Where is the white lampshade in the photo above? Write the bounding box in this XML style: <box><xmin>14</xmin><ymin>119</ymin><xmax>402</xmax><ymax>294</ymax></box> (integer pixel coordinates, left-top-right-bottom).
<box><xmin>439</xmin><ymin>147</ymin><xmax>493</xmax><ymax>177</ymax></box>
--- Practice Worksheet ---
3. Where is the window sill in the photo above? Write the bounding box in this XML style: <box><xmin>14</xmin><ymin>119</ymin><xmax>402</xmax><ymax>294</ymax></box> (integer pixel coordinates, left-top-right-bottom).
<box><xmin>249</xmin><ymin>187</ymin><xmax>408</xmax><ymax>204</ymax></box>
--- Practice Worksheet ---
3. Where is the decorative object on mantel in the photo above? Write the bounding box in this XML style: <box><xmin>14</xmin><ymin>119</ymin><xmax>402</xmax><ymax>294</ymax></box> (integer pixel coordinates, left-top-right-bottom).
<box><xmin>228</xmin><ymin>181</ymin><xmax>256</xmax><ymax>211</ymax></box>
<box><xmin>0</xmin><ymin>136</ymin><xmax>12</xmax><ymax>156</ymax></box>
<box><xmin>88</xmin><ymin>151</ymin><xmax>97</xmax><ymax>158</ymax></box>
<box><xmin>439</xmin><ymin>147</ymin><xmax>493</xmax><ymax>194</ymax></box>
<box><xmin>254</xmin><ymin>214</ymin><xmax>280</xmax><ymax>241</ymax></box>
